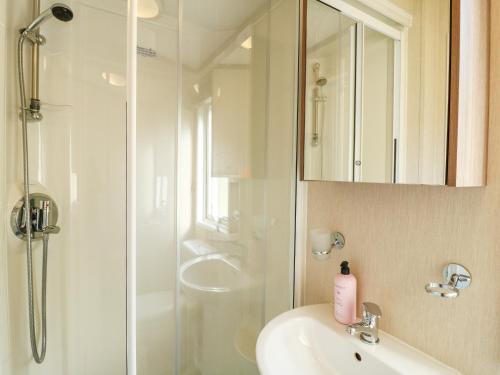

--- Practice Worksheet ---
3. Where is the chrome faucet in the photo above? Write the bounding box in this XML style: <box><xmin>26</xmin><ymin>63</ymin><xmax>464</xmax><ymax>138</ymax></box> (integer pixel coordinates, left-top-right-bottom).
<box><xmin>346</xmin><ymin>302</ymin><xmax>382</xmax><ymax>344</ymax></box>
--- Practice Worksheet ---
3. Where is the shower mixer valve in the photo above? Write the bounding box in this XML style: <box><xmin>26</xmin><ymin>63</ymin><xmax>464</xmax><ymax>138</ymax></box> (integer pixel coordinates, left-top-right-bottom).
<box><xmin>11</xmin><ymin>193</ymin><xmax>60</xmax><ymax>241</ymax></box>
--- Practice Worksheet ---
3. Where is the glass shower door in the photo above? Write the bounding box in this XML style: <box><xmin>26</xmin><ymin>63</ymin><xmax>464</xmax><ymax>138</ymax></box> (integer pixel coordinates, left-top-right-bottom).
<box><xmin>135</xmin><ymin>2</ymin><xmax>178</xmax><ymax>373</ymax></box>
<box><xmin>136</xmin><ymin>0</ymin><xmax>298</xmax><ymax>374</ymax></box>
<box><xmin>178</xmin><ymin>1</ymin><xmax>298</xmax><ymax>373</ymax></box>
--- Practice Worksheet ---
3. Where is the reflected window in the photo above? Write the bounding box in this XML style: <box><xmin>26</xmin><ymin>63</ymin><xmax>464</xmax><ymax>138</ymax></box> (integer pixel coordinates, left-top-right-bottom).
<box><xmin>196</xmin><ymin>99</ymin><xmax>230</xmax><ymax>232</ymax></box>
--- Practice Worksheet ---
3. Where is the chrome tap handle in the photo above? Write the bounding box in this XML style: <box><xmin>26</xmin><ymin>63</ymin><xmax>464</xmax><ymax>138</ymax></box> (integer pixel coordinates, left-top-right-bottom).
<box><xmin>347</xmin><ymin>302</ymin><xmax>382</xmax><ymax>344</ymax></box>
<box><xmin>41</xmin><ymin>200</ymin><xmax>60</xmax><ymax>235</ymax></box>
<box><xmin>41</xmin><ymin>200</ymin><xmax>50</xmax><ymax>229</ymax></box>
<box><xmin>11</xmin><ymin>193</ymin><xmax>60</xmax><ymax>241</ymax></box>
<box><xmin>43</xmin><ymin>225</ymin><xmax>60</xmax><ymax>235</ymax></box>
<box><xmin>362</xmin><ymin>302</ymin><xmax>382</xmax><ymax>322</ymax></box>
<box><xmin>32</xmin><ymin>206</ymin><xmax>42</xmax><ymax>231</ymax></box>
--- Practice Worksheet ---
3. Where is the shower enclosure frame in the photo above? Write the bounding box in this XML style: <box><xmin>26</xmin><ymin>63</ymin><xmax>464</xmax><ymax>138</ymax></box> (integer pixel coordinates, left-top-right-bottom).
<box><xmin>126</xmin><ymin>0</ymin><xmax>137</xmax><ymax>374</ymax></box>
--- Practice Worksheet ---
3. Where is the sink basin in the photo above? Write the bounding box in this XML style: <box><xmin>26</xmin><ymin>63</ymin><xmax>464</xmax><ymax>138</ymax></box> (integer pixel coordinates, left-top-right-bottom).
<box><xmin>256</xmin><ymin>304</ymin><xmax>461</xmax><ymax>375</ymax></box>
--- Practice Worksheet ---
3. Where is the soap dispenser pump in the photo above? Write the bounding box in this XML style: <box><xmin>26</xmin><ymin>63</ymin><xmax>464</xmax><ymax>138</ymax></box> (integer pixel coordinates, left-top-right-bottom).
<box><xmin>334</xmin><ymin>261</ymin><xmax>357</xmax><ymax>325</ymax></box>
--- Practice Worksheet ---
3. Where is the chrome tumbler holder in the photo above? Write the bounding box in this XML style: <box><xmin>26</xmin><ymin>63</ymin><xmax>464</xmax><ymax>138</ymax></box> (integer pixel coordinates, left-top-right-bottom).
<box><xmin>425</xmin><ymin>263</ymin><xmax>471</xmax><ymax>299</ymax></box>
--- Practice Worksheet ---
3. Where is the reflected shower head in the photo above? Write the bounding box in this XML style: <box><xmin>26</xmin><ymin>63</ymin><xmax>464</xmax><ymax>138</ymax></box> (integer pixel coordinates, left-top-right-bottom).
<box><xmin>24</xmin><ymin>3</ymin><xmax>73</xmax><ymax>34</ymax></box>
<box><xmin>312</xmin><ymin>62</ymin><xmax>327</xmax><ymax>86</ymax></box>
<box><xmin>316</xmin><ymin>77</ymin><xmax>327</xmax><ymax>86</ymax></box>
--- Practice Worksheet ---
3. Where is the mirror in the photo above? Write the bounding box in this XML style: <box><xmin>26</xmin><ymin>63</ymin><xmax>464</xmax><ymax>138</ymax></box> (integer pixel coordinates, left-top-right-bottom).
<box><xmin>300</xmin><ymin>0</ymin><xmax>452</xmax><ymax>184</ymax></box>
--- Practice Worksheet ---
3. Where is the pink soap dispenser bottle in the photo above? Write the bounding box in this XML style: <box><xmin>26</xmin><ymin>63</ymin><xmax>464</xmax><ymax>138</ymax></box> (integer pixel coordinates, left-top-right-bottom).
<box><xmin>334</xmin><ymin>261</ymin><xmax>357</xmax><ymax>325</ymax></box>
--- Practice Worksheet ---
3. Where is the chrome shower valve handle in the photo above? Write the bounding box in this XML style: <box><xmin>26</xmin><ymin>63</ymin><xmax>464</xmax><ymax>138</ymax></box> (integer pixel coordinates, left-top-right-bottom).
<box><xmin>11</xmin><ymin>193</ymin><xmax>59</xmax><ymax>241</ymax></box>
<box><xmin>43</xmin><ymin>225</ymin><xmax>60</xmax><ymax>235</ymax></box>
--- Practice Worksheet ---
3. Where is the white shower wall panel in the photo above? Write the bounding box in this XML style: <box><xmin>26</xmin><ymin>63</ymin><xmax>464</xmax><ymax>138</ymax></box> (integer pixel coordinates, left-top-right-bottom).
<box><xmin>5</xmin><ymin>0</ymin><xmax>128</xmax><ymax>373</ymax></box>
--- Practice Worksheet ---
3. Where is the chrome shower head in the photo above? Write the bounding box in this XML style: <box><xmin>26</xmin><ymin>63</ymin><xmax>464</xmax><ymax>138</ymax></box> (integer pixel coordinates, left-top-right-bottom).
<box><xmin>51</xmin><ymin>4</ymin><xmax>73</xmax><ymax>22</ymax></box>
<box><xmin>24</xmin><ymin>3</ymin><xmax>73</xmax><ymax>34</ymax></box>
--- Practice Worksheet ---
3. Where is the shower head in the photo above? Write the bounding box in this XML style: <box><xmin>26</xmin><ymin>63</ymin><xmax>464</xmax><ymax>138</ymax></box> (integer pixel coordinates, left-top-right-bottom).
<box><xmin>24</xmin><ymin>3</ymin><xmax>73</xmax><ymax>34</ymax></box>
<box><xmin>316</xmin><ymin>77</ymin><xmax>327</xmax><ymax>86</ymax></box>
<box><xmin>312</xmin><ymin>62</ymin><xmax>327</xmax><ymax>87</ymax></box>
<box><xmin>51</xmin><ymin>4</ymin><xmax>74</xmax><ymax>22</ymax></box>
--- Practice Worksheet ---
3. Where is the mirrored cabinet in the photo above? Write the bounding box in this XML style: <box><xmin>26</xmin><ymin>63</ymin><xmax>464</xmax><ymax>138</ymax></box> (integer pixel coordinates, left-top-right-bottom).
<box><xmin>298</xmin><ymin>0</ymin><xmax>489</xmax><ymax>186</ymax></box>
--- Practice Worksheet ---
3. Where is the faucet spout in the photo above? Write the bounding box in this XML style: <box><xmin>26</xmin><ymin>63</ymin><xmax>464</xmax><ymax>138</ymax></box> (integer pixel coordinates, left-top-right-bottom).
<box><xmin>346</xmin><ymin>321</ymin><xmax>379</xmax><ymax>344</ymax></box>
<box><xmin>346</xmin><ymin>302</ymin><xmax>382</xmax><ymax>344</ymax></box>
<box><xmin>346</xmin><ymin>322</ymin><xmax>371</xmax><ymax>335</ymax></box>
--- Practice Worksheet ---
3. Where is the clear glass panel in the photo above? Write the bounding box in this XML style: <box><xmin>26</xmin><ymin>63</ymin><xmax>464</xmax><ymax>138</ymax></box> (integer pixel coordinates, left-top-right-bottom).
<box><xmin>136</xmin><ymin>1</ymin><xmax>178</xmax><ymax>374</ymax></box>
<box><xmin>179</xmin><ymin>0</ymin><xmax>297</xmax><ymax>374</ymax></box>
<box><xmin>304</xmin><ymin>0</ymin><xmax>357</xmax><ymax>181</ymax></box>
<box><xmin>359</xmin><ymin>26</ymin><xmax>395</xmax><ymax>183</ymax></box>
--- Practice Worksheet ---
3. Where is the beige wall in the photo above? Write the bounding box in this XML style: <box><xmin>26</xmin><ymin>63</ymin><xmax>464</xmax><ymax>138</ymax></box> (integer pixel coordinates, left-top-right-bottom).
<box><xmin>303</xmin><ymin>3</ymin><xmax>500</xmax><ymax>375</ymax></box>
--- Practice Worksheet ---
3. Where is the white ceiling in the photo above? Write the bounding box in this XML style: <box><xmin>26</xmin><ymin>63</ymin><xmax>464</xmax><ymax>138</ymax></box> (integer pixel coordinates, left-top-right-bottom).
<box><xmin>75</xmin><ymin>0</ymin><xmax>266</xmax><ymax>69</ymax></box>
<box><xmin>140</xmin><ymin>0</ymin><xmax>266</xmax><ymax>69</ymax></box>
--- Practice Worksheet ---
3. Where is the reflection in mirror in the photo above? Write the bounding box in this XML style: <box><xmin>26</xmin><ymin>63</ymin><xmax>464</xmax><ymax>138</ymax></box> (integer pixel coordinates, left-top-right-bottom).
<box><xmin>302</xmin><ymin>0</ymin><xmax>451</xmax><ymax>185</ymax></box>
<box><xmin>359</xmin><ymin>26</ymin><xmax>395</xmax><ymax>183</ymax></box>
<box><xmin>304</xmin><ymin>1</ymin><xmax>356</xmax><ymax>181</ymax></box>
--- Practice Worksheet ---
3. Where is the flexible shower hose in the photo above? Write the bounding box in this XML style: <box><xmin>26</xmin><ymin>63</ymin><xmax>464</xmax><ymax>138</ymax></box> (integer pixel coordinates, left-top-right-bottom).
<box><xmin>18</xmin><ymin>31</ymin><xmax>48</xmax><ymax>364</ymax></box>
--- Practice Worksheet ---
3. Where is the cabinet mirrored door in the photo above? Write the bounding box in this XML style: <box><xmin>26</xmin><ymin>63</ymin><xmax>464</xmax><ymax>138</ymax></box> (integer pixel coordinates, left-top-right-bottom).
<box><xmin>303</xmin><ymin>1</ymin><xmax>356</xmax><ymax>181</ymax></box>
<box><xmin>300</xmin><ymin>0</ymin><xmax>464</xmax><ymax>186</ymax></box>
<box><xmin>357</xmin><ymin>25</ymin><xmax>398</xmax><ymax>184</ymax></box>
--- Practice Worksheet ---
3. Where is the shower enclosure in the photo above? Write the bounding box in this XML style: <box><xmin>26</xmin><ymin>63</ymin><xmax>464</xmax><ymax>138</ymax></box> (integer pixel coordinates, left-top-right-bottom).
<box><xmin>0</xmin><ymin>0</ymin><xmax>298</xmax><ymax>374</ymax></box>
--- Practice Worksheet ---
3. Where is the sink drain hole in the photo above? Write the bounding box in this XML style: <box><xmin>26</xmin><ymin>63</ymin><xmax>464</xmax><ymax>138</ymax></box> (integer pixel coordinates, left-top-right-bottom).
<box><xmin>354</xmin><ymin>352</ymin><xmax>362</xmax><ymax>362</ymax></box>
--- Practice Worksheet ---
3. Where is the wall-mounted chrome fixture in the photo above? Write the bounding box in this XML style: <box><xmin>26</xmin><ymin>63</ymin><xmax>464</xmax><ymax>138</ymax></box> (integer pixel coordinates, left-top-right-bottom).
<box><xmin>312</xmin><ymin>62</ymin><xmax>327</xmax><ymax>147</ymax></box>
<box><xmin>346</xmin><ymin>302</ymin><xmax>382</xmax><ymax>344</ymax></box>
<box><xmin>11</xmin><ymin>193</ymin><xmax>60</xmax><ymax>240</ymax></box>
<box><xmin>15</xmin><ymin>1</ymin><xmax>72</xmax><ymax>364</ymax></box>
<box><xmin>310</xmin><ymin>228</ymin><xmax>345</xmax><ymax>260</ymax></box>
<box><xmin>19</xmin><ymin>3</ymin><xmax>73</xmax><ymax>121</ymax></box>
<box><xmin>425</xmin><ymin>263</ymin><xmax>471</xmax><ymax>299</ymax></box>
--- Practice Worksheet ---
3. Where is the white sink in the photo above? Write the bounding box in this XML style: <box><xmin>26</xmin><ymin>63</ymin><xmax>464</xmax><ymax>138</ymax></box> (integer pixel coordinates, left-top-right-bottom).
<box><xmin>256</xmin><ymin>304</ymin><xmax>461</xmax><ymax>375</ymax></box>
